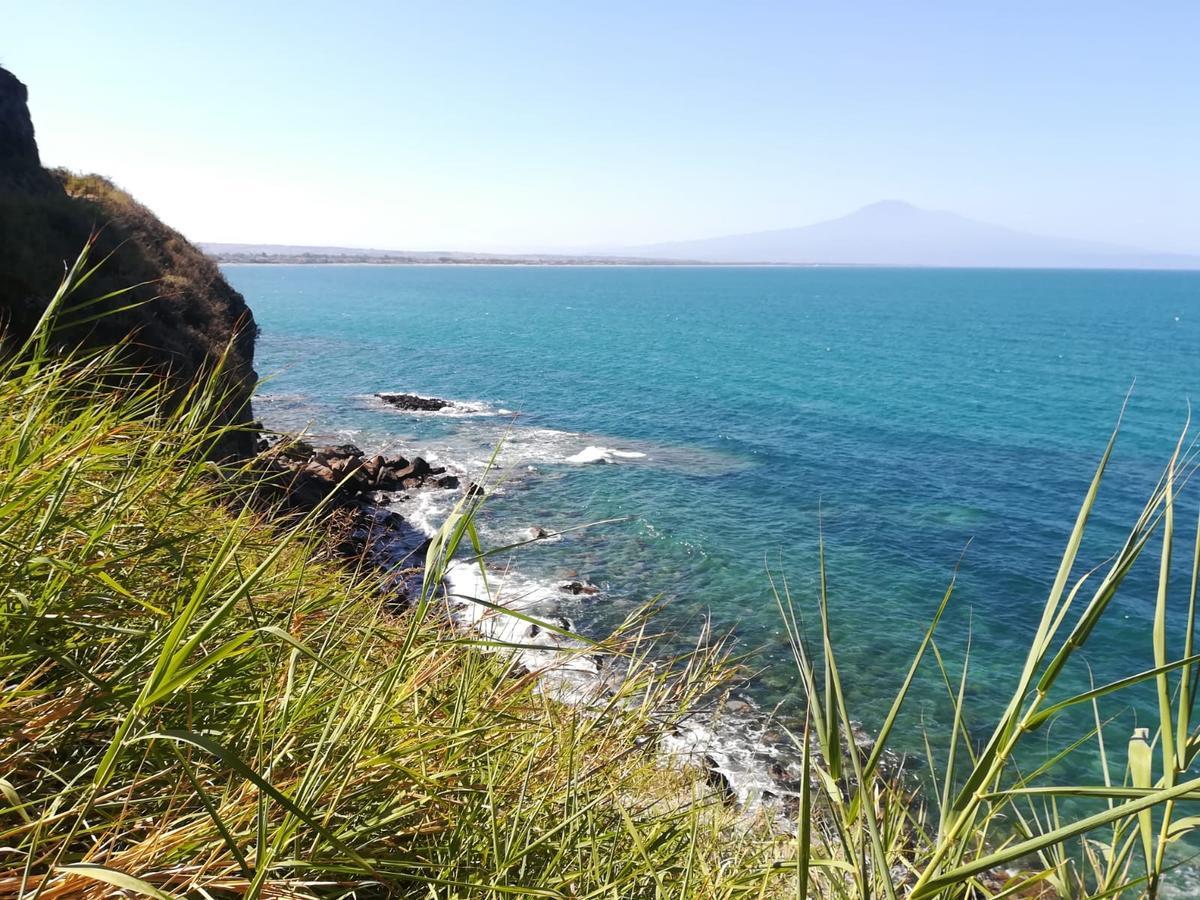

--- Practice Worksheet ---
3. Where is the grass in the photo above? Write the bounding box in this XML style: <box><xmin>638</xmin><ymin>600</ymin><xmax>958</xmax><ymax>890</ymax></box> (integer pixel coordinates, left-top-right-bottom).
<box><xmin>0</xmin><ymin>244</ymin><xmax>774</xmax><ymax>898</ymax></box>
<box><xmin>771</xmin><ymin>408</ymin><xmax>1200</xmax><ymax>898</ymax></box>
<box><xmin>5</xmin><ymin>244</ymin><xmax>1200</xmax><ymax>897</ymax></box>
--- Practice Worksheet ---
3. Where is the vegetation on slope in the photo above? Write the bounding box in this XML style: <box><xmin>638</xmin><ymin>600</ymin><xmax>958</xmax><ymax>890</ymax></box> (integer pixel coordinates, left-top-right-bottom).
<box><xmin>0</xmin><ymin>247</ymin><xmax>779</xmax><ymax>898</ymax></box>
<box><xmin>10</xmin><ymin>248</ymin><xmax>1200</xmax><ymax>900</ymax></box>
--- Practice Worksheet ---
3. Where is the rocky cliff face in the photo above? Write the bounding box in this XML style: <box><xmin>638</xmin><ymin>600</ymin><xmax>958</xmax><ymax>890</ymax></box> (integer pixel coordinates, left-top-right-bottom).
<box><xmin>0</xmin><ymin>67</ymin><xmax>47</xmax><ymax>183</ymax></box>
<box><xmin>0</xmin><ymin>65</ymin><xmax>258</xmax><ymax>457</ymax></box>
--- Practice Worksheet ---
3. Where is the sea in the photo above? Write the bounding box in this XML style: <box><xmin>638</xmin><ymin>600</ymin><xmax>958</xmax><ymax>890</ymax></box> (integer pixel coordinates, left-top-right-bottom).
<box><xmin>226</xmin><ymin>263</ymin><xmax>1200</xmax><ymax>827</ymax></box>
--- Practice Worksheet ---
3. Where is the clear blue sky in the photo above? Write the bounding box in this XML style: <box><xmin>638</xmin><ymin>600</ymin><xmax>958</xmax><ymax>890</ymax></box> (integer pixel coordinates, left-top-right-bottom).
<box><xmin>4</xmin><ymin>0</ymin><xmax>1197</xmax><ymax>253</ymax></box>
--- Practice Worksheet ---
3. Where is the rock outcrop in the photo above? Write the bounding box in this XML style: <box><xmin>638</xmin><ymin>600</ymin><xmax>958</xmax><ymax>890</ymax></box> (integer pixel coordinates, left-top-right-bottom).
<box><xmin>559</xmin><ymin>580</ymin><xmax>601</xmax><ymax>596</ymax></box>
<box><xmin>377</xmin><ymin>393</ymin><xmax>452</xmax><ymax>412</ymax></box>
<box><xmin>0</xmin><ymin>68</ymin><xmax>48</xmax><ymax>188</ymax></box>
<box><xmin>0</xmin><ymin>65</ymin><xmax>258</xmax><ymax>458</ymax></box>
<box><xmin>248</xmin><ymin>440</ymin><xmax>466</xmax><ymax>605</ymax></box>
<box><xmin>252</xmin><ymin>441</ymin><xmax>457</xmax><ymax>512</ymax></box>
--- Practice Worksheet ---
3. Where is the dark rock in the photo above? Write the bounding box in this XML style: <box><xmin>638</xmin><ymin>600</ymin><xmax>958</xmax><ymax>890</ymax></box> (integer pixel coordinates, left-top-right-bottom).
<box><xmin>434</xmin><ymin>474</ymin><xmax>460</xmax><ymax>489</ymax></box>
<box><xmin>378</xmin><ymin>510</ymin><xmax>405</xmax><ymax>529</ymax></box>
<box><xmin>327</xmin><ymin>457</ymin><xmax>354</xmax><ymax>474</ymax></box>
<box><xmin>465</xmin><ymin>482</ymin><xmax>486</xmax><ymax>499</ymax></box>
<box><xmin>363</xmin><ymin>455</ymin><xmax>384</xmax><ymax>479</ymax></box>
<box><xmin>273</xmin><ymin>439</ymin><xmax>316</xmax><ymax>461</ymax></box>
<box><xmin>0</xmin><ymin>67</ymin><xmax>43</xmax><ymax>176</ymax></box>
<box><xmin>559</xmin><ymin>580</ymin><xmax>601</xmax><ymax>596</ymax></box>
<box><xmin>320</xmin><ymin>443</ymin><xmax>363</xmax><ymax>460</ymax></box>
<box><xmin>704</xmin><ymin>756</ymin><xmax>736</xmax><ymax>803</ymax></box>
<box><xmin>388</xmin><ymin>457</ymin><xmax>433</xmax><ymax>482</ymax></box>
<box><xmin>305</xmin><ymin>462</ymin><xmax>336</xmax><ymax>481</ymax></box>
<box><xmin>377</xmin><ymin>393</ymin><xmax>452</xmax><ymax>412</ymax></box>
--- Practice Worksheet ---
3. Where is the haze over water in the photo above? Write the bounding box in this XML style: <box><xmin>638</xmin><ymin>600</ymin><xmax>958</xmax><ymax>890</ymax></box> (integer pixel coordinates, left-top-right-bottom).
<box><xmin>230</xmin><ymin>263</ymin><xmax>1200</xmax><ymax>775</ymax></box>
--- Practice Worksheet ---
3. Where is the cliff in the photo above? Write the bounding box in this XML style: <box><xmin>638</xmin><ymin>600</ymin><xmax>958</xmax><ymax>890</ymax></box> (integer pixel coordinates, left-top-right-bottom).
<box><xmin>0</xmin><ymin>66</ymin><xmax>258</xmax><ymax>456</ymax></box>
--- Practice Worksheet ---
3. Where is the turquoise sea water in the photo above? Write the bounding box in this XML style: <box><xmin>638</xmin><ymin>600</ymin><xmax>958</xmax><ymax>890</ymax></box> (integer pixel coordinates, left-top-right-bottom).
<box><xmin>227</xmin><ymin>264</ymin><xmax>1200</xmax><ymax>779</ymax></box>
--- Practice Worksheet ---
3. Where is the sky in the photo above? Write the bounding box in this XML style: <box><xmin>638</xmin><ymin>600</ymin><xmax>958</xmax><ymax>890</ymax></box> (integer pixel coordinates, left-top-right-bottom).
<box><xmin>3</xmin><ymin>1</ymin><xmax>1198</xmax><ymax>253</ymax></box>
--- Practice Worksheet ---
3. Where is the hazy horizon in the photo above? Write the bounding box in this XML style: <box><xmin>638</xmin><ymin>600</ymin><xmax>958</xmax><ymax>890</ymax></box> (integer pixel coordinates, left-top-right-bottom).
<box><xmin>201</xmin><ymin>199</ymin><xmax>1200</xmax><ymax>270</ymax></box>
<box><xmin>4</xmin><ymin>1</ymin><xmax>1198</xmax><ymax>254</ymax></box>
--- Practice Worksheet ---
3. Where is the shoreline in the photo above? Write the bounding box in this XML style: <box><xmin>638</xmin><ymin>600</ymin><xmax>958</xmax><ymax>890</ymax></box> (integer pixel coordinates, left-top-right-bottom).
<box><xmin>255</xmin><ymin>405</ymin><xmax>812</xmax><ymax>823</ymax></box>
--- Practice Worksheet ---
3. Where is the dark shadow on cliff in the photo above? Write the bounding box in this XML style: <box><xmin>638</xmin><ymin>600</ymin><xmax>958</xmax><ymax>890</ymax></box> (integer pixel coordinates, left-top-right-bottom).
<box><xmin>0</xmin><ymin>65</ymin><xmax>258</xmax><ymax>457</ymax></box>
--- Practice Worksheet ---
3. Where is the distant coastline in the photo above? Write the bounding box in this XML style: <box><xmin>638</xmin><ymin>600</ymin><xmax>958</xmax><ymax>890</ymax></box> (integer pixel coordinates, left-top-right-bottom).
<box><xmin>214</xmin><ymin>257</ymin><xmax>1200</xmax><ymax>272</ymax></box>
<box><xmin>201</xmin><ymin>243</ymin><xmax>702</xmax><ymax>266</ymax></box>
<box><xmin>212</xmin><ymin>252</ymin><xmax>709</xmax><ymax>266</ymax></box>
<box><xmin>203</xmin><ymin>240</ymin><xmax>1200</xmax><ymax>270</ymax></box>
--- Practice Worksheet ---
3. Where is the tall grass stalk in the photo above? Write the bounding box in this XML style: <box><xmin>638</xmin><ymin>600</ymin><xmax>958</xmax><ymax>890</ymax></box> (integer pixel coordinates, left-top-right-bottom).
<box><xmin>775</xmin><ymin>410</ymin><xmax>1200</xmax><ymax>897</ymax></box>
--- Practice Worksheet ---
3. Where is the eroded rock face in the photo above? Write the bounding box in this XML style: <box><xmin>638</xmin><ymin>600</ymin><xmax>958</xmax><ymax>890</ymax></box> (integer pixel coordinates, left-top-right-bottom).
<box><xmin>377</xmin><ymin>393</ymin><xmax>452</xmax><ymax>412</ymax></box>
<box><xmin>0</xmin><ymin>68</ymin><xmax>42</xmax><ymax>178</ymax></box>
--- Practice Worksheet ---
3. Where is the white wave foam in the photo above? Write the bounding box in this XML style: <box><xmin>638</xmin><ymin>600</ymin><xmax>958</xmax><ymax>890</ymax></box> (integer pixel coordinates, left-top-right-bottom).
<box><xmin>661</xmin><ymin>709</ymin><xmax>799</xmax><ymax>816</ymax></box>
<box><xmin>398</xmin><ymin>489</ymin><xmax>458</xmax><ymax>537</ymax></box>
<box><xmin>400</xmin><ymin>427</ymin><xmax>645</xmax><ymax>474</ymax></box>
<box><xmin>253</xmin><ymin>391</ymin><xmax>310</xmax><ymax>405</ymax></box>
<box><xmin>566</xmin><ymin>445</ymin><xmax>648</xmax><ymax>464</ymax></box>
<box><xmin>369</xmin><ymin>432</ymin><xmax>792</xmax><ymax>822</ymax></box>
<box><xmin>442</xmin><ymin>560</ymin><xmax>619</xmax><ymax>704</ymax></box>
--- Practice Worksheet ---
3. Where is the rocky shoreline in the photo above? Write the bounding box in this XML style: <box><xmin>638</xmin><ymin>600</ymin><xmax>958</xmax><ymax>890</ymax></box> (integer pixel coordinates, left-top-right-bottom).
<box><xmin>246</xmin><ymin>437</ymin><xmax>468</xmax><ymax>605</ymax></box>
<box><xmin>243</xmin><ymin>426</ymin><xmax>834</xmax><ymax>827</ymax></box>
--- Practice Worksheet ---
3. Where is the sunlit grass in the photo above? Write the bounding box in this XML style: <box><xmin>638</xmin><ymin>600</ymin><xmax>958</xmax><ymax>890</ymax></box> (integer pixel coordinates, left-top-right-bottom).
<box><xmin>0</xmin><ymin>243</ymin><xmax>775</xmax><ymax>898</ymax></box>
<box><xmin>774</xmin><ymin>403</ymin><xmax>1200</xmax><ymax>898</ymax></box>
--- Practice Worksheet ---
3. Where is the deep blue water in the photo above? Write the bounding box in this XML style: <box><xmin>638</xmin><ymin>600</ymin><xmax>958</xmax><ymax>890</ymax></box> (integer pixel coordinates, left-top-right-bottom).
<box><xmin>227</xmin><ymin>264</ymin><xmax>1200</xmax><ymax>775</ymax></box>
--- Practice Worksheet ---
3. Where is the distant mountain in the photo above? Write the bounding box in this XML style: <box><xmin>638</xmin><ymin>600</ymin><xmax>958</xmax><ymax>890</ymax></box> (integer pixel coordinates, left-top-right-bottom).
<box><xmin>621</xmin><ymin>201</ymin><xmax>1200</xmax><ymax>269</ymax></box>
